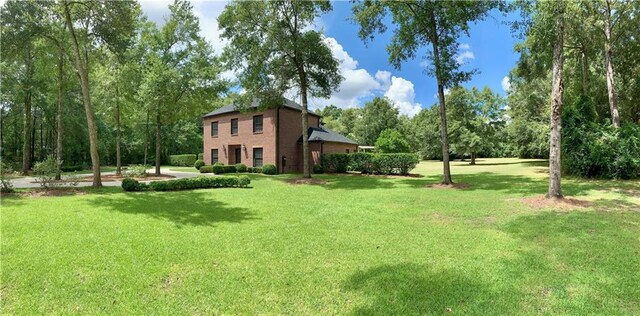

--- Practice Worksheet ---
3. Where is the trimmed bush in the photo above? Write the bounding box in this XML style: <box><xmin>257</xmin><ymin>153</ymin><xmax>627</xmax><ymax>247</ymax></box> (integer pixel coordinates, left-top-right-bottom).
<box><xmin>210</xmin><ymin>163</ymin><xmax>236</xmax><ymax>174</ymax></box>
<box><xmin>262</xmin><ymin>164</ymin><xmax>277</xmax><ymax>175</ymax></box>
<box><xmin>348</xmin><ymin>152</ymin><xmax>374</xmax><ymax>173</ymax></box>
<box><xmin>123</xmin><ymin>175</ymin><xmax>250</xmax><ymax>191</ymax></box>
<box><xmin>312</xmin><ymin>164</ymin><xmax>324</xmax><ymax>174</ymax></box>
<box><xmin>60</xmin><ymin>165</ymin><xmax>84</xmax><ymax>172</ymax></box>
<box><xmin>199</xmin><ymin>165</ymin><xmax>213</xmax><ymax>173</ymax></box>
<box><xmin>122</xmin><ymin>178</ymin><xmax>148</xmax><ymax>192</ymax></box>
<box><xmin>194</xmin><ymin>159</ymin><xmax>205</xmax><ymax>170</ymax></box>
<box><xmin>248</xmin><ymin>167</ymin><xmax>262</xmax><ymax>173</ymax></box>
<box><xmin>395</xmin><ymin>153</ymin><xmax>420</xmax><ymax>175</ymax></box>
<box><xmin>321</xmin><ymin>153</ymin><xmax>350</xmax><ymax>173</ymax></box>
<box><xmin>235</xmin><ymin>163</ymin><xmax>248</xmax><ymax>173</ymax></box>
<box><xmin>197</xmin><ymin>153</ymin><xmax>203</xmax><ymax>160</ymax></box>
<box><xmin>169</xmin><ymin>154</ymin><xmax>197</xmax><ymax>167</ymax></box>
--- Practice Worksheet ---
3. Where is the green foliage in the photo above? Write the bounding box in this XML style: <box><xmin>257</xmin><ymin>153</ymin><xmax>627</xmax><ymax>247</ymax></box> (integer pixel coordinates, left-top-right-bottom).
<box><xmin>348</xmin><ymin>152</ymin><xmax>374</xmax><ymax>173</ymax></box>
<box><xmin>375</xmin><ymin>129</ymin><xmax>411</xmax><ymax>153</ymax></box>
<box><xmin>210</xmin><ymin>163</ymin><xmax>236</xmax><ymax>174</ymax></box>
<box><xmin>122</xmin><ymin>175</ymin><xmax>250</xmax><ymax>192</ymax></box>
<box><xmin>33</xmin><ymin>155</ymin><xmax>59</xmax><ymax>189</ymax></box>
<box><xmin>248</xmin><ymin>167</ymin><xmax>263</xmax><ymax>173</ymax></box>
<box><xmin>123</xmin><ymin>165</ymin><xmax>147</xmax><ymax>178</ymax></box>
<box><xmin>0</xmin><ymin>162</ymin><xmax>15</xmax><ymax>193</ymax></box>
<box><xmin>356</xmin><ymin>97</ymin><xmax>399</xmax><ymax>145</ymax></box>
<box><xmin>121</xmin><ymin>177</ymin><xmax>147</xmax><ymax>192</ymax></box>
<box><xmin>320</xmin><ymin>153</ymin><xmax>350</xmax><ymax>173</ymax></box>
<box><xmin>194</xmin><ymin>160</ymin><xmax>205</xmax><ymax>170</ymax></box>
<box><xmin>312</xmin><ymin>164</ymin><xmax>324</xmax><ymax>174</ymax></box>
<box><xmin>199</xmin><ymin>165</ymin><xmax>213</xmax><ymax>174</ymax></box>
<box><xmin>261</xmin><ymin>164</ymin><xmax>277</xmax><ymax>175</ymax></box>
<box><xmin>563</xmin><ymin>120</ymin><xmax>640</xmax><ymax>179</ymax></box>
<box><xmin>235</xmin><ymin>163</ymin><xmax>247</xmax><ymax>173</ymax></box>
<box><xmin>169</xmin><ymin>154</ymin><xmax>197</xmax><ymax>167</ymax></box>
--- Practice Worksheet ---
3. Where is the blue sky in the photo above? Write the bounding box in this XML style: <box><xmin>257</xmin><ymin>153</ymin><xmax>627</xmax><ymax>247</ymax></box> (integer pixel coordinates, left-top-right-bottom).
<box><xmin>140</xmin><ymin>1</ymin><xmax>521</xmax><ymax>116</ymax></box>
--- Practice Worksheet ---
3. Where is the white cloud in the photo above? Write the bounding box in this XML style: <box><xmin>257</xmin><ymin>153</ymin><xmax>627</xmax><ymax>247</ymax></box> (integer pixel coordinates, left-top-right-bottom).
<box><xmin>455</xmin><ymin>43</ymin><xmax>475</xmax><ymax>65</ymax></box>
<box><xmin>375</xmin><ymin>70</ymin><xmax>392</xmax><ymax>90</ymax></box>
<box><xmin>501</xmin><ymin>76</ymin><xmax>511</xmax><ymax>92</ymax></box>
<box><xmin>384</xmin><ymin>77</ymin><xmax>423</xmax><ymax>117</ymax></box>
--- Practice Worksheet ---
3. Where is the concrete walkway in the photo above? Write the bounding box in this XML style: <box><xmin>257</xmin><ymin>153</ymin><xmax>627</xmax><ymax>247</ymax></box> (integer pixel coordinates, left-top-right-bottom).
<box><xmin>9</xmin><ymin>168</ymin><xmax>204</xmax><ymax>189</ymax></box>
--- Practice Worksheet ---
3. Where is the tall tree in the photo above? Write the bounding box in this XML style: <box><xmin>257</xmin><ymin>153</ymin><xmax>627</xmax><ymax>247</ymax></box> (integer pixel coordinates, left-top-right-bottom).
<box><xmin>138</xmin><ymin>1</ymin><xmax>227</xmax><ymax>176</ymax></box>
<box><xmin>548</xmin><ymin>1</ymin><xmax>565</xmax><ymax>198</ymax></box>
<box><xmin>61</xmin><ymin>0</ymin><xmax>139</xmax><ymax>187</ymax></box>
<box><xmin>355</xmin><ymin>97</ymin><xmax>399</xmax><ymax>145</ymax></box>
<box><xmin>352</xmin><ymin>0</ymin><xmax>498</xmax><ymax>184</ymax></box>
<box><xmin>219</xmin><ymin>0</ymin><xmax>342</xmax><ymax>178</ymax></box>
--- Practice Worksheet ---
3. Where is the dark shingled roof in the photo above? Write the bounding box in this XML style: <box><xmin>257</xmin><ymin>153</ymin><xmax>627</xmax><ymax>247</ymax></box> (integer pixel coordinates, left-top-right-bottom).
<box><xmin>298</xmin><ymin>126</ymin><xmax>358</xmax><ymax>145</ymax></box>
<box><xmin>203</xmin><ymin>98</ymin><xmax>320</xmax><ymax>118</ymax></box>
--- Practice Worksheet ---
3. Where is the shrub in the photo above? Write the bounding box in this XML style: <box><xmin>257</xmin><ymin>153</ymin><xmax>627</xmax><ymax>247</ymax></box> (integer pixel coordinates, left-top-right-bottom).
<box><xmin>235</xmin><ymin>163</ymin><xmax>248</xmax><ymax>173</ymax></box>
<box><xmin>0</xmin><ymin>162</ymin><xmax>14</xmax><ymax>193</ymax></box>
<box><xmin>60</xmin><ymin>165</ymin><xmax>84</xmax><ymax>172</ymax></box>
<box><xmin>375</xmin><ymin>129</ymin><xmax>411</xmax><ymax>153</ymax></box>
<box><xmin>169</xmin><ymin>154</ymin><xmax>197</xmax><ymax>167</ymax></box>
<box><xmin>122</xmin><ymin>177</ymin><xmax>147</xmax><ymax>192</ymax></box>
<box><xmin>194</xmin><ymin>159</ymin><xmax>205</xmax><ymax>170</ymax></box>
<box><xmin>123</xmin><ymin>165</ymin><xmax>147</xmax><ymax>178</ymax></box>
<box><xmin>312</xmin><ymin>164</ymin><xmax>324</xmax><ymax>174</ymax></box>
<box><xmin>348</xmin><ymin>152</ymin><xmax>374</xmax><ymax>173</ymax></box>
<box><xmin>199</xmin><ymin>165</ymin><xmax>213</xmax><ymax>173</ymax></box>
<box><xmin>371</xmin><ymin>154</ymin><xmax>394</xmax><ymax>175</ymax></box>
<box><xmin>563</xmin><ymin>122</ymin><xmax>640</xmax><ymax>179</ymax></box>
<box><xmin>33</xmin><ymin>155</ymin><xmax>59</xmax><ymax>189</ymax></box>
<box><xmin>395</xmin><ymin>153</ymin><xmax>420</xmax><ymax>175</ymax></box>
<box><xmin>262</xmin><ymin>164</ymin><xmax>277</xmax><ymax>175</ymax></box>
<box><xmin>248</xmin><ymin>167</ymin><xmax>262</xmax><ymax>173</ymax></box>
<box><xmin>320</xmin><ymin>153</ymin><xmax>350</xmax><ymax>173</ymax></box>
<box><xmin>145</xmin><ymin>176</ymin><xmax>250</xmax><ymax>191</ymax></box>
<box><xmin>197</xmin><ymin>153</ymin><xmax>203</xmax><ymax>160</ymax></box>
<box><xmin>237</xmin><ymin>175</ymin><xmax>251</xmax><ymax>188</ymax></box>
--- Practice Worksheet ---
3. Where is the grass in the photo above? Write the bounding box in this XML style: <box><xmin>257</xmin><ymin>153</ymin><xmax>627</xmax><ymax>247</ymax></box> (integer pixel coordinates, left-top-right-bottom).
<box><xmin>2</xmin><ymin>158</ymin><xmax>639</xmax><ymax>314</ymax></box>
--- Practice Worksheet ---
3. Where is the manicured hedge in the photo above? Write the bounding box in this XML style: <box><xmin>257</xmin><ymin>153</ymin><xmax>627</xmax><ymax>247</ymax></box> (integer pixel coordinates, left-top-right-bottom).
<box><xmin>169</xmin><ymin>154</ymin><xmax>197</xmax><ymax>167</ymax></box>
<box><xmin>235</xmin><ymin>163</ymin><xmax>247</xmax><ymax>173</ymax></box>
<box><xmin>197</xmin><ymin>153</ymin><xmax>203</xmax><ymax>160</ymax></box>
<box><xmin>320</xmin><ymin>153</ymin><xmax>350</xmax><ymax>173</ymax></box>
<box><xmin>262</xmin><ymin>164</ymin><xmax>277</xmax><ymax>175</ymax></box>
<box><xmin>199</xmin><ymin>165</ymin><xmax>213</xmax><ymax>173</ymax></box>
<box><xmin>60</xmin><ymin>165</ymin><xmax>85</xmax><ymax>172</ymax></box>
<box><xmin>122</xmin><ymin>175</ymin><xmax>250</xmax><ymax>192</ymax></box>
<box><xmin>321</xmin><ymin>152</ymin><xmax>419</xmax><ymax>175</ymax></box>
<box><xmin>194</xmin><ymin>159</ymin><xmax>205</xmax><ymax>170</ymax></box>
<box><xmin>248</xmin><ymin>167</ymin><xmax>262</xmax><ymax>173</ymax></box>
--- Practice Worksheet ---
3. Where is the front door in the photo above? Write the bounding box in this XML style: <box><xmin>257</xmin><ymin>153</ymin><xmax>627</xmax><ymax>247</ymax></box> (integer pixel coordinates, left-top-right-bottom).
<box><xmin>234</xmin><ymin>147</ymin><xmax>242</xmax><ymax>164</ymax></box>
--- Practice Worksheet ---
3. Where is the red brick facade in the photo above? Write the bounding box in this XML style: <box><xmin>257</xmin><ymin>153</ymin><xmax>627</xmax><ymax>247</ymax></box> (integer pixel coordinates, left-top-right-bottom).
<box><xmin>203</xmin><ymin>106</ymin><xmax>357</xmax><ymax>173</ymax></box>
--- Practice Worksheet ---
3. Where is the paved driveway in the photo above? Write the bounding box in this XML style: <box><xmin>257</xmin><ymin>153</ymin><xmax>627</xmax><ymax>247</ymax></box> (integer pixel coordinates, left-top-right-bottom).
<box><xmin>9</xmin><ymin>168</ymin><xmax>204</xmax><ymax>189</ymax></box>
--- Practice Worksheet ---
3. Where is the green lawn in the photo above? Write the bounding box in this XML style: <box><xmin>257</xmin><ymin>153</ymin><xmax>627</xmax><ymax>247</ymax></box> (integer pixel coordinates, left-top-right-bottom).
<box><xmin>2</xmin><ymin>158</ymin><xmax>639</xmax><ymax>314</ymax></box>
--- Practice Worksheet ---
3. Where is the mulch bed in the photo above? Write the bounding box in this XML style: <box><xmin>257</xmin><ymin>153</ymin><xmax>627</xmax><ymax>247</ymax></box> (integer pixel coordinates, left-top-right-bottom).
<box><xmin>29</xmin><ymin>174</ymin><xmax>175</xmax><ymax>183</ymax></box>
<box><xmin>425</xmin><ymin>182</ymin><xmax>471</xmax><ymax>189</ymax></box>
<box><xmin>2</xmin><ymin>189</ymin><xmax>86</xmax><ymax>198</ymax></box>
<box><xmin>520</xmin><ymin>195</ymin><xmax>593</xmax><ymax>210</ymax></box>
<box><xmin>286</xmin><ymin>178</ymin><xmax>328</xmax><ymax>185</ymax></box>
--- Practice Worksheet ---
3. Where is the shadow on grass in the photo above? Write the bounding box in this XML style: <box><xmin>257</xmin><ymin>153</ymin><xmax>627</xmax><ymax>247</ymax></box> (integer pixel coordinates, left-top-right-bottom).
<box><xmin>343</xmin><ymin>263</ymin><xmax>516</xmax><ymax>315</ymax></box>
<box><xmin>456</xmin><ymin>159</ymin><xmax>548</xmax><ymax>167</ymax></box>
<box><xmin>500</xmin><ymin>211</ymin><xmax>640</xmax><ymax>313</ymax></box>
<box><xmin>86</xmin><ymin>190</ymin><xmax>257</xmax><ymax>228</ymax></box>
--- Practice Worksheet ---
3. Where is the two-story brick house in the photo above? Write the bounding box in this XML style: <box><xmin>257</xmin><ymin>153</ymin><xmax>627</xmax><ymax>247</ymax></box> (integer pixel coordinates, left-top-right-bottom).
<box><xmin>203</xmin><ymin>99</ymin><xmax>358</xmax><ymax>173</ymax></box>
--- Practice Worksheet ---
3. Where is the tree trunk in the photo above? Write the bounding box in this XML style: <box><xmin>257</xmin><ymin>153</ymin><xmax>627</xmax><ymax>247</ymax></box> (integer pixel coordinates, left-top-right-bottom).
<box><xmin>548</xmin><ymin>1</ymin><xmax>565</xmax><ymax>199</ymax></box>
<box><xmin>63</xmin><ymin>2</ymin><xmax>102</xmax><ymax>187</ymax></box>
<box><xmin>580</xmin><ymin>47</ymin><xmax>589</xmax><ymax>96</ymax></box>
<box><xmin>21</xmin><ymin>48</ymin><xmax>33</xmax><ymax>175</ymax></box>
<box><xmin>115</xmin><ymin>76</ymin><xmax>122</xmax><ymax>176</ymax></box>
<box><xmin>470</xmin><ymin>152</ymin><xmax>476</xmax><ymax>165</ymax></box>
<box><xmin>299</xmin><ymin>73</ymin><xmax>311</xmax><ymax>178</ymax></box>
<box><xmin>56</xmin><ymin>51</ymin><xmax>64</xmax><ymax>180</ymax></box>
<box><xmin>603</xmin><ymin>0</ymin><xmax>620</xmax><ymax>128</ymax></box>
<box><xmin>428</xmin><ymin>12</ymin><xmax>452</xmax><ymax>185</ymax></box>
<box><xmin>144</xmin><ymin>109</ymin><xmax>149</xmax><ymax>166</ymax></box>
<box><xmin>155</xmin><ymin>109</ymin><xmax>161</xmax><ymax>176</ymax></box>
